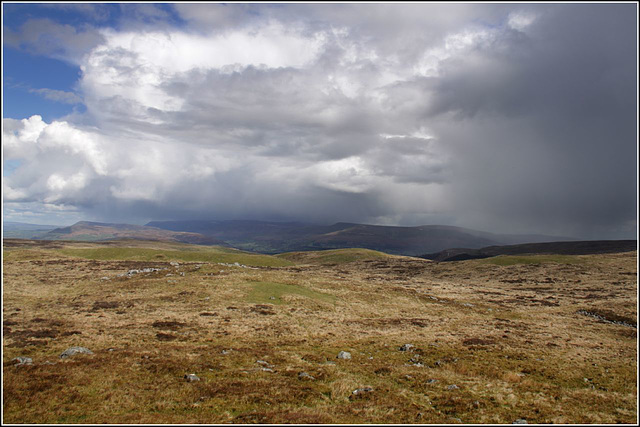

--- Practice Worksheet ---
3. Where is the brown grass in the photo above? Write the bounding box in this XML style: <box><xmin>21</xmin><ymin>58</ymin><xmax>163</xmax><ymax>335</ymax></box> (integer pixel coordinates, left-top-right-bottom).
<box><xmin>2</xmin><ymin>240</ymin><xmax>637</xmax><ymax>424</ymax></box>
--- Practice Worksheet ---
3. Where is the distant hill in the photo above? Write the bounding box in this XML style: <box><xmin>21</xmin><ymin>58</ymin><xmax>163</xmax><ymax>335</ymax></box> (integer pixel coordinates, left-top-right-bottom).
<box><xmin>3</xmin><ymin>222</ymin><xmax>60</xmax><ymax>239</ymax></box>
<box><xmin>40</xmin><ymin>221</ymin><xmax>227</xmax><ymax>246</ymax></box>
<box><xmin>146</xmin><ymin>219</ymin><xmax>576</xmax><ymax>256</ymax></box>
<box><xmin>421</xmin><ymin>240</ymin><xmax>638</xmax><ymax>262</ymax></box>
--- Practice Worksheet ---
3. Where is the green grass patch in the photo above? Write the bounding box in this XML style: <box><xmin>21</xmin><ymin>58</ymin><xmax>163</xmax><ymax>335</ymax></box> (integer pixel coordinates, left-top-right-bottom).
<box><xmin>57</xmin><ymin>247</ymin><xmax>294</xmax><ymax>267</ymax></box>
<box><xmin>276</xmin><ymin>248</ymin><xmax>389</xmax><ymax>265</ymax></box>
<box><xmin>246</xmin><ymin>281</ymin><xmax>336</xmax><ymax>305</ymax></box>
<box><xmin>479</xmin><ymin>254</ymin><xmax>585</xmax><ymax>266</ymax></box>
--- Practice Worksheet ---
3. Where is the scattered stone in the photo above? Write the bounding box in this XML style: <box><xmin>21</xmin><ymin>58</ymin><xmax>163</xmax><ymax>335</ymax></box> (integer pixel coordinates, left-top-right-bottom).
<box><xmin>12</xmin><ymin>356</ymin><xmax>33</xmax><ymax>366</ymax></box>
<box><xmin>256</xmin><ymin>360</ymin><xmax>274</xmax><ymax>368</ymax></box>
<box><xmin>451</xmin><ymin>417</ymin><xmax>463</xmax><ymax>423</ymax></box>
<box><xmin>337</xmin><ymin>351</ymin><xmax>352</xmax><ymax>360</ymax></box>
<box><xmin>447</xmin><ymin>384</ymin><xmax>459</xmax><ymax>390</ymax></box>
<box><xmin>404</xmin><ymin>375</ymin><xmax>413</xmax><ymax>380</ymax></box>
<box><xmin>399</xmin><ymin>343</ymin><xmax>414</xmax><ymax>351</ymax></box>
<box><xmin>463</xmin><ymin>303</ymin><xmax>474</xmax><ymax>307</ymax></box>
<box><xmin>60</xmin><ymin>346</ymin><xmax>93</xmax><ymax>359</ymax></box>
<box><xmin>426</xmin><ymin>379</ymin><xmax>438</xmax><ymax>384</ymax></box>
<box><xmin>41</xmin><ymin>361</ymin><xmax>56</xmax><ymax>365</ymax></box>
<box><xmin>577</xmin><ymin>310</ymin><xmax>637</xmax><ymax>328</ymax></box>
<box><xmin>170</xmin><ymin>262</ymin><xmax>180</xmax><ymax>267</ymax></box>
<box><xmin>513</xmin><ymin>419</ymin><xmax>527</xmax><ymax>424</ymax></box>
<box><xmin>184</xmin><ymin>374</ymin><xmax>200</xmax><ymax>382</ymax></box>
<box><xmin>473</xmin><ymin>400</ymin><xmax>481</xmax><ymax>408</ymax></box>
<box><xmin>352</xmin><ymin>386</ymin><xmax>374</xmax><ymax>395</ymax></box>
<box><xmin>269</xmin><ymin>296</ymin><xmax>276</xmax><ymax>300</ymax></box>
<box><xmin>166</xmin><ymin>273</ymin><xmax>173</xmax><ymax>277</ymax></box>
<box><xmin>101</xmin><ymin>277</ymin><xmax>110</xmax><ymax>281</ymax></box>
<box><xmin>261</xmin><ymin>368</ymin><xmax>275</xmax><ymax>373</ymax></box>
<box><xmin>298</xmin><ymin>372</ymin><xmax>315</xmax><ymax>380</ymax></box>
<box><xmin>221</xmin><ymin>349</ymin><xmax>230</xmax><ymax>355</ymax></box>
<box><xmin>180</xmin><ymin>272</ymin><xmax>185</xmax><ymax>277</ymax></box>
<box><xmin>429</xmin><ymin>296</ymin><xmax>438</xmax><ymax>301</ymax></box>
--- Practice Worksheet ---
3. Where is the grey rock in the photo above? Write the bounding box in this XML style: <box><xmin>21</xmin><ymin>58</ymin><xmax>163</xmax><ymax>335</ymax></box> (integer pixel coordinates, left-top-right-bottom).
<box><xmin>298</xmin><ymin>372</ymin><xmax>315</xmax><ymax>380</ymax></box>
<box><xmin>513</xmin><ymin>419</ymin><xmax>528</xmax><ymax>424</ymax></box>
<box><xmin>256</xmin><ymin>360</ymin><xmax>273</xmax><ymax>368</ymax></box>
<box><xmin>447</xmin><ymin>384</ymin><xmax>459</xmax><ymax>390</ymax></box>
<box><xmin>184</xmin><ymin>373</ymin><xmax>200</xmax><ymax>382</ymax></box>
<box><xmin>170</xmin><ymin>262</ymin><xmax>179</xmax><ymax>267</ymax></box>
<box><xmin>426</xmin><ymin>379</ymin><xmax>438</xmax><ymax>384</ymax></box>
<box><xmin>337</xmin><ymin>351</ymin><xmax>351</xmax><ymax>359</ymax></box>
<box><xmin>399</xmin><ymin>344</ymin><xmax>414</xmax><ymax>351</ymax></box>
<box><xmin>12</xmin><ymin>356</ymin><xmax>33</xmax><ymax>366</ymax></box>
<box><xmin>60</xmin><ymin>346</ymin><xmax>93</xmax><ymax>359</ymax></box>
<box><xmin>352</xmin><ymin>386</ymin><xmax>374</xmax><ymax>395</ymax></box>
<box><xmin>261</xmin><ymin>368</ymin><xmax>275</xmax><ymax>373</ymax></box>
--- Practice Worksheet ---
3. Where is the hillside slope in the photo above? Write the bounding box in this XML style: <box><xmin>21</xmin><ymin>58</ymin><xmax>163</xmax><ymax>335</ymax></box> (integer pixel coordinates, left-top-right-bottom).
<box><xmin>41</xmin><ymin>221</ymin><xmax>226</xmax><ymax>246</ymax></box>
<box><xmin>421</xmin><ymin>240</ymin><xmax>638</xmax><ymax>262</ymax></box>
<box><xmin>147</xmin><ymin>219</ymin><xmax>574</xmax><ymax>256</ymax></box>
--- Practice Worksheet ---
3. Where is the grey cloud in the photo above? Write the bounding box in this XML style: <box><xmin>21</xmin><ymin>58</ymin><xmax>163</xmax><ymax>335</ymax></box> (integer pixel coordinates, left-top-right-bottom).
<box><xmin>3</xmin><ymin>18</ymin><xmax>104</xmax><ymax>63</ymax></box>
<box><xmin>4</xmin><ymin>4</ymin><xmax>636</xmax><ymax>239</ymax></box>
<box><xmin>422</xmin><ymin>4</ymin><xmax>637</xmax><ymax>238</ymax></box>
<box><xmin>29</xmin><ymin>88</ymin><xmax>82</xmax><ymax>104</ymax></box>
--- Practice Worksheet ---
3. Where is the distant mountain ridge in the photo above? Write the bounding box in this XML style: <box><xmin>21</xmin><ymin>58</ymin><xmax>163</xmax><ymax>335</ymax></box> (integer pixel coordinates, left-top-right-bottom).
<box><xmin>3</xmin><ymin>222</ymin><xmax>60</xmax><ymax>239</ymax></box>
<box><xmin>421</xmin><ymin>240</ymin><xmax>638</xmax><ymax>262</ymax></box>
<box><xmin>40</xmin><ymin>221</ymin><xmax>226</xmax><ymax>246</ymax></box>
<box><xmin>146</xmin><ymin>219</ymin><xmax>576</xmax><ymax>256</ymax></box>
<box><xmin>7</xmin><ymin>219</ymin><xmax>584</xmax><ymax>255</ymax></box>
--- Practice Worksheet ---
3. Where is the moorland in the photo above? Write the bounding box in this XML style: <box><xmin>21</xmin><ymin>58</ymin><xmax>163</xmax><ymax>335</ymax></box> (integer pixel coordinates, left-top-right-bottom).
<box><xmin>2</xmin><ymin>238</ymin><xmax>637</xmax><ymax>424</ymax></box>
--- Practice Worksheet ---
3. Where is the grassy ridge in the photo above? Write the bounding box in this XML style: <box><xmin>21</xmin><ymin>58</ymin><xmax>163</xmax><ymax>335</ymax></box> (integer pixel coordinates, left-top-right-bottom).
<box><xmin>276</xmin><ymin>248</ymin><xmax>391</xmax><ymax>265</ymax></box>
<box><xmin>245</xmin><ymin>281</ymin><xmax>336</xmax><ymax>305</ymax></box>
<box><xmin>57</xmin><ymin>247</ymin><xmax>294</xmax><ymax>267</ymax></box>
<box><xmin>479</xmin><ymin>254</ymin><xmax>586</xmax><ymax>266</ymax></box>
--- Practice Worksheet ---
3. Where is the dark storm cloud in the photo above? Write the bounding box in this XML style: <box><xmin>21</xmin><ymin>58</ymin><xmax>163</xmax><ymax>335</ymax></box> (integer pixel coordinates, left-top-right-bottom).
<box><xmin>413</xmin><ymin>4</ymin><xmax>637</xmax><ymax>238</ymax></box>
<box><xmin>3</xmin><ymin>3</ymin><xmax>636</xmax><ymax>238</ymax></box>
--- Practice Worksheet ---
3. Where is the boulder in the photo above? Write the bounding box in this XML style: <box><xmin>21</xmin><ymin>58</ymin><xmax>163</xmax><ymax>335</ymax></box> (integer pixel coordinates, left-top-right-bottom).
<box><xmin>184</xmin><ymin>373</ymin><xmax>200</xmax><ymax>382</ymax></box>
<box><xmin>12</xmin><ymin>356</ymin><xmax>33</xmax><ymax>366</ymax></box>
<box><xmin>60</xmin><ymin>346</ymin><xmax>93</xmax><ymax>359</ymax></box>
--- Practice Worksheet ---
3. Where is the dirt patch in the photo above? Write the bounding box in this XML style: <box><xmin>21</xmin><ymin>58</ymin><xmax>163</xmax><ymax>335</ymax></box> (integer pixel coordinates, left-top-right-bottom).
<box><xmin>152</xmin><ymin>320</ymin><xmax>186</xmax><ymax>330</ymax></box>
<box><xmin>250</xmin><ymin>304</ymin><xmax>276</xmax><ymax>315</ymax></box>
<box><xmin>155</xmin><ymin>332</ymin><xmax>177</xmax><ymax>341</ymax></box>
<box><xmin>462</xmin><ymin>337</ymin><xmax>496</xmax><ymax>346</ymax></box>
<box><xmin>92</xmin><ymin>301</ymin><xmax>120</xmax><ymax>311</ymax></box>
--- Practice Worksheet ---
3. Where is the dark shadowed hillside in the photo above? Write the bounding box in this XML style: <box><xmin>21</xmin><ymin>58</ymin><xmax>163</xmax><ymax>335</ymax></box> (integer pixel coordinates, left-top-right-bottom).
<box><xmin>421</xmin><ymin>240</ymin><xmax>638</xmax><ymax>262</ymax></box>
<box><xmin>146</xmin><ymin>220</ymin><xmax>575</xmax><ymax>256</ymax></box>
<box><xmin>41</xmin><ymin>221</ymin><xmax>227</xmax><ymax>246</ymax></box>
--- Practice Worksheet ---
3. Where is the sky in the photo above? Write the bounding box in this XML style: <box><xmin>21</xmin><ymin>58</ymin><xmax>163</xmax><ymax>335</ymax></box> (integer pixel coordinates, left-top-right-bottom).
<box><xmin>2</xmin><ymin>2</ymin><xmax>638</xmax><ymax>239</ymax></box>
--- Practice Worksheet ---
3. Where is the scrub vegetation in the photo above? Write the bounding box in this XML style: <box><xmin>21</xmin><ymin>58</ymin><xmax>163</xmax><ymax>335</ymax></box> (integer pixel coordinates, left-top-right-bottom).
<box><xmin>3</xmin><ymin>239</ymin><xmax>636</xmax><ymax>424</ymax></box>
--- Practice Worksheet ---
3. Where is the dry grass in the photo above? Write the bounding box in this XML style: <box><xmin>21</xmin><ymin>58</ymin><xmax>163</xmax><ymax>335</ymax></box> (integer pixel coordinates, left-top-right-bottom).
<box><xmin>2</xmin><ymin>239</ymin><xmax>637</xmax><ymax>424</ymax></box>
